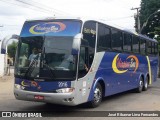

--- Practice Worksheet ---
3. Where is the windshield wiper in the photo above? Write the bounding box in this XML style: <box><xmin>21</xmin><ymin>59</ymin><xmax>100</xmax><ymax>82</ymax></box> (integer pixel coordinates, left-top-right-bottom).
<box><xmin>24</xmin><ymin>55</ymin><xmax>39</xmax><ymax>77</ymax></box>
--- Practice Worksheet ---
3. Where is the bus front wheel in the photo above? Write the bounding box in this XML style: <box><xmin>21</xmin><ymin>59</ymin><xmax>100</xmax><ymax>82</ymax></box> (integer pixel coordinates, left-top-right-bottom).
<box><xmin>89</xmin><ymin>83</ymin><xmax>102</xmax><ymax>108</ymax></box>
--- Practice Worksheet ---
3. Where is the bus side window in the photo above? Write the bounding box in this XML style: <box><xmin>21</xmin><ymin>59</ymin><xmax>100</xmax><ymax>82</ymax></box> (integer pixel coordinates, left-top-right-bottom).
<box><xmin>140</xmin><ymin>39</ymin><xmax>146</xmax><ymax>55</ymax></box>
<box><xmin>97</xmin><ymin>24</ymin><xmax>111</xmax><ymax>52</ymax></box>
<box><xmin>78</xmin><ymin>46</ymin><xmax>89</xmax><ymax>78</ymax></box>
<box><xmin>123</xmin><ymin>33</ymin><xmax>132</xmax><ymax>52</ymax></box>
<box><xmin>111</xmin><ymin>29</ymin><xmax>123</xmax><ymax>51</ymax></box>
<box><xmin>132</xmin><ymin>36</ymin><xmax>139</xmax><ymax>53</ymax></box>
<box><xmin>154</xmin><ymin>43</ymin><xmax>158</xmax><ymax>55</ymax></box>
<box><xmin>83</xmin><ymin>21</ymin><xmax>96</xmax><ymax>67</ymax></box>
<box><xmin>148</xmin><ymin>42</ymin><xmax>152</xmax><ymax>54</ymax></box>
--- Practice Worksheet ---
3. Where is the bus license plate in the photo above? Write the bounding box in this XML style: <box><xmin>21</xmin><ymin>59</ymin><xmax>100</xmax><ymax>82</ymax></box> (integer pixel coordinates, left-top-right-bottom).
<box><xmin>34</xmin><ymin>95</ymin><xmax>44</xmax><ymax>100</ymax></box>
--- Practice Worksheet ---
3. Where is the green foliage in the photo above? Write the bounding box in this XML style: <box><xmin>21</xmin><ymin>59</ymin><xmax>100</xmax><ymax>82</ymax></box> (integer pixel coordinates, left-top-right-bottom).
<box><xmin>140</xmin><ymin>0</ymin><xmax>160</xmax><ymax>26</ymax></box>
<box><xmin>154</xmin><ymin>27</ymin><xmax>160</xmax><ymax>51</ymax></box>
<box><xmin>138</xmin><ymin>0</ymin><xmax>160</xmax><ymax>53</ymax></box>
<box><xmin>136</xmin><ymin>0</ymin><xmax>160</xmax><ymax>34</ymax></box>
<box><xmin>7</xmin><ymin>41</ymin><xmax>18</xmax><ymax>59</ymax></box>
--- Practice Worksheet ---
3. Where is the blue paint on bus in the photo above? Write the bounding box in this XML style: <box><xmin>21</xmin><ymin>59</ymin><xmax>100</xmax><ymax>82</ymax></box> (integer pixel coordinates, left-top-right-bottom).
<box><xmin>87</xmin><ymin>52</ymin><xmax>158</xmax><ymax>102</ymax></box>
<box><xmin>15</xmin><ymin>78</ymin><xmax>71</xmax><ymax>92</ymax></box>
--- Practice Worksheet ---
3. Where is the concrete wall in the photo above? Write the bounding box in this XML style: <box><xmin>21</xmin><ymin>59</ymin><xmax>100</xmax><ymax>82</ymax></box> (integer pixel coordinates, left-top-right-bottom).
<box><xmin>0</xmin><ymin>54</ymin><xmax>5</xmax><ymax>77</ymax></box>
<box><xmin>0</xmin><ymin>40</ymin><xmax>5</xmax><ymax>77</ymax></box>
<box><xmin>0</xmin><ymin>35</ymin><xmax>19</xmax><ymax>77</ymax></box>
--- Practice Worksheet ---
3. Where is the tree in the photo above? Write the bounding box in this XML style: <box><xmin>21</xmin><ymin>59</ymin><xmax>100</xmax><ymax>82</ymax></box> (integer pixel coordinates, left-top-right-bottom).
<box><xmin>140</xmin><ymin>0</ymin><xmax>160</xmax><ymax>27</ymax></box>
<box><xmin>138</xmin><ymin>0</ymin><xmax>160</xmax><ymax>53</ymax></box>
<box><xmin>7</xmin><ymin>41</ymin><xmax>18</xmax><ymax>64</ymax></box>
<box><xmin>138</xmin><ymin>0</ymin><xmax>160</xmax><ymax>34</ymax></box>
<box><xmin>154</xmin><ymin>27</ymin><xmax>160</xmax><ymax>51</ymax></box>
<box><xmin>140</xmin><ymin>11</ymin><xmax>160</xmax><ymax>37</ymax></box>
<box><xmin>134</xmin><ymin>0</ymin><xmax>160</xmax><ymax>33</ymax></box>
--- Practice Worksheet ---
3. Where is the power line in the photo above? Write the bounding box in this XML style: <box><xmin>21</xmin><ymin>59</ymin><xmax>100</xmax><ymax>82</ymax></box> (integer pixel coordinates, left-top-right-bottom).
<box><xmin>26</xmin><ymin>0</ymin><xmax>73</xmax><ymax>16</ymax></box>
<box><xmin>0</xmin><ymin>0</ymin><xmax>74</xmax><ymax>17</ymax></box>
<box><xmin>15</xmin><ymin>0</ymin><xmax>56</xmax><ymax>15</ymax></box>
<box><xmin>107</xmin><ymin>15</ymin><xmax>133</xmax><ymax>21</ymax></box>
<box><xmin>15</xmin><ymin>0</ymin><xmax>68</xmax><ymax>16</ymax></box>
<box><xmin>0</xmin><ymin>24</ymin><xmax>21</xmax><ymax>26</ymax></box>
<box><xmin>0</xmin><ymin>0</ymin><xmax>54</xmax><ymax>15</ymax></box>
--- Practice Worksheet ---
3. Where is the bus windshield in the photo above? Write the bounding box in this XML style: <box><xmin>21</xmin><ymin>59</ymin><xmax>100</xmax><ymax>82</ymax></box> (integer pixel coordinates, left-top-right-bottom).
<box><xmin>15</xmin><ymin>36</ymin><xmax>77</xmax><ymax>80</ymax></box>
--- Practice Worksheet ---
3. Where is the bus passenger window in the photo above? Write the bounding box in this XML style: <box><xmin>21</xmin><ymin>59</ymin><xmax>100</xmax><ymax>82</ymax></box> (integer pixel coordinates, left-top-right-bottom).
<box><xmin>97</xmin><ymin>24</ymin><xmax>111</xmax><ymax>52</ymax></box>
<box><xmin>147</xmin><ymin>42</ymin><xmax>152</xmax><ymax>54</ymax></box>
<box><xmin>83</xmin><ymin>21</ymin><xmax>96</xmax><ymax>67</ymax></box>
<box><xmin>132</xmin><ymin>36</ymin><xmax>139</xmax><ymax>53</ymax></box>
<box><xmin>111</xmin><ymin>29</ymin><xmax>123</xmax><ymax>51</ymax></box>
<box><xmin>140</xmin><ymin>39</ymin><xmax>146</xmax><ymax>55</ymax></box>
<box><xmin>154</xmin><ymin>43</ymin><xmax>158</xmax><ymax>55</ymax></box>
<box><xmin>78</xmin><ymin>47</ymin><xmax>89</xmax><ymax>78</ymax></box>
<box><xmin>123</xmin><ymin>33</ymin><xmax>132</xmax><ymax>52</ymax></box>
<box><xmin>79</xmin><ymin>47</ymin><xmax>86</xmax><ymax>71</ymax></box>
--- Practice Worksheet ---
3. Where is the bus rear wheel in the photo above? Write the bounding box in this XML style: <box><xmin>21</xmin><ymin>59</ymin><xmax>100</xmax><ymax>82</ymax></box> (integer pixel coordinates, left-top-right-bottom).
<box><xmin>136</xmin><ymin>77</ymin><xmax>144</xmax><ymax>93</ymax></box>
<box><xmin>89</xmin><ymin>83</ymin><xmax>102</xmax><ymax>108</ymax></box>
<box><xmin>143</xmin><ymin>76</ymin><xmax>149</xmax><ymax>91</ymax></box>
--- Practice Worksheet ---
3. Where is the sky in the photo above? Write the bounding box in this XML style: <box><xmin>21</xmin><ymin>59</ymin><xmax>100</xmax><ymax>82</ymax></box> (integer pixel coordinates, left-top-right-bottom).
<box><xmin>0</xmin><ymin>0</ymin><xmax>141</xmax><ymax>40</ymax></box>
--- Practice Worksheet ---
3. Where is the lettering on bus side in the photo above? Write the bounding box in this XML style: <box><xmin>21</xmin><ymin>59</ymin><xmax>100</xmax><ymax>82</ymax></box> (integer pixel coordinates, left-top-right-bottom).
<box><xmin>112</xmin><ymin>54</ymin><xmax>139</xmax><ymax>74</ymax></box>
<box><xmin>83</xmin><ymin>28</ymin><xmax>96</xmax><ymax>35</ymax></box>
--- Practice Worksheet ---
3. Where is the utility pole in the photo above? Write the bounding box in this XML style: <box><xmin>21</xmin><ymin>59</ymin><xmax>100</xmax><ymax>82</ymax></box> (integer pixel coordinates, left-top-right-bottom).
<box><xmin>131</xmin><ymin>7</ymin><xmax>140</xmax><ymax>33</ymax></box>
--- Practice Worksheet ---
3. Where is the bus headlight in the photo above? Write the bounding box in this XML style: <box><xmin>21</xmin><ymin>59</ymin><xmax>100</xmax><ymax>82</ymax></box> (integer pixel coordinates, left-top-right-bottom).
<box><xmin>56</xmin><ymin>88</ymin><xmax>75</xmax><ymax>93</ymax></box>
<box><xmin>14</xmin><ymin>84</ymin><xmax>21</xmax><ymax>90</ymax></box>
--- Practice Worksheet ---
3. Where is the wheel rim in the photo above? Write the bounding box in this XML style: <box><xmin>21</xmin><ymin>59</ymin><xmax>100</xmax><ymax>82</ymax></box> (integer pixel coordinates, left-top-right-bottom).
<box><xmin>145</xmin><ymin>81</ymin><xmax>148</xmax><ymax>88</ymax></box>
<box><xmin>139</xmin><ymin>80</ymin><xmax>143</xmax><ymax>90</ymax></box>
<box><xmin>94</xmin><ymin>87</ymin><xmax>102</xmax><ymax>103</ymax></box>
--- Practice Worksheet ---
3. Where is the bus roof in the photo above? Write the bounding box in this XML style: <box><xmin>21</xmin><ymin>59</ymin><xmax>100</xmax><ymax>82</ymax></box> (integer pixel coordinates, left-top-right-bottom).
<box><xmin>25</xmin><ymin>16</ymin><xmax>157</xmax><ymax>43</ymax></box>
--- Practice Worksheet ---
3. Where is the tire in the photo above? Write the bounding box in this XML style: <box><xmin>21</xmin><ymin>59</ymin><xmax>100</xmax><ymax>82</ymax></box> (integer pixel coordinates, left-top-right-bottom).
<box><xmin>88</xmin><ymin>83</ymin><xmax>102</xmax><ymax>108</ymax></box>
<box><xmin>45</xmin><ymin>102</ymin><xmax>53</xmax><ymax>106</ymax></box>
<box><xmin>136</xmin><ymin>77</ymin><xmax>144</xmax><ymax>93</ymax></box>
<box><xmin>143</xmin><ymin>76</ymin><xmax>149</xmax><ymax>91</ymax></box>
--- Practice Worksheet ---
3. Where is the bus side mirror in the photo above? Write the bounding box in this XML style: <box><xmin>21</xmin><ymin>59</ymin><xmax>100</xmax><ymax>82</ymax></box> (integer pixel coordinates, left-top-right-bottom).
<box><xmin>72</xmin><ymin>33</ymin><xmax>82</xmax><ymax>55</ymax></box>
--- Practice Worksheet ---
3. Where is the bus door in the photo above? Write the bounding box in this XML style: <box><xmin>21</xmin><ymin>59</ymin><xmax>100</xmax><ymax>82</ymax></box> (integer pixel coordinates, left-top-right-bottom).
<box><xmin>78</xmin><ymin>44</ymin><xmax>89</xmax><ymax>78</ymax></box>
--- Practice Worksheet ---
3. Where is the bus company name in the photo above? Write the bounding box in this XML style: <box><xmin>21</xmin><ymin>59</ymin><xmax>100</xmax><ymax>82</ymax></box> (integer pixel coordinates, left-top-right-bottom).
<box><xmin>112</xmin><ymin>54</ymin><xmax>139</xmax><ymax>74</ymax></box>
<box><xmin>21</xmin><ymin>80</ymin><xmax>41</xmax><ymax>90</ymax></box>
<box><xmin>117</xmin><ymin>58</ymin><xmax>131</xmax><ymax>68</ymax></box>
<box><xmin>83</xmin><ymin>28</ymin><xmax>96</xmax><ymax>35</ymax></box>
<box><xmin>29</xmin><ymin>22</ymin><xmax>66</xmax><ymax>34</ymax></box>
<box><xmin>117</xmin><ymin>58</ymin><xmax>136</xmax><ymax>69</ymax></box>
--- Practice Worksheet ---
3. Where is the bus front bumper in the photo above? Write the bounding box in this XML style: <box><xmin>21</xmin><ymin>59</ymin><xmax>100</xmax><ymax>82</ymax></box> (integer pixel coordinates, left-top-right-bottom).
<box><xmin>14</xmin><ymin>89</ymin><xmax>77</xmax><ymax>106</ymax></box>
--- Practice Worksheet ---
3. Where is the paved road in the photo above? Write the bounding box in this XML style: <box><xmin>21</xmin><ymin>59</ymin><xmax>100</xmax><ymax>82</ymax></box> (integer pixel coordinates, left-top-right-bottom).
<box><xmin>0</xmin><ymin>75</ymin><xmax>160</xmax><ymax>120</ymax></box>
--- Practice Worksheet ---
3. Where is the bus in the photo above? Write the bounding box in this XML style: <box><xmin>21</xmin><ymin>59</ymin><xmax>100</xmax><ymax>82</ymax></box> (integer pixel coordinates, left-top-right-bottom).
<box><xmin>14</xmin><ymin>17</ymin><xmax>159</xmax><ymax>107</ymax></box>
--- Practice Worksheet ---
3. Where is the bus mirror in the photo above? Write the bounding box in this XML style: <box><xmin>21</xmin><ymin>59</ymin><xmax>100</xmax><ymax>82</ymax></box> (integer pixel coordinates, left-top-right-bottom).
<box><xmin>72</xmin><ymin>33</ymin><xmax>82</xmax><ymax>55</ymax></box>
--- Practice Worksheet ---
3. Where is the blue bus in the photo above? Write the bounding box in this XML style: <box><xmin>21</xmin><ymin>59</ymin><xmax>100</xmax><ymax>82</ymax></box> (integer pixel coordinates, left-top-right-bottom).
<box><xmin>14</xmin><ymin>17</ymin><xmax>159</xmax><ymax>107</ymax></box>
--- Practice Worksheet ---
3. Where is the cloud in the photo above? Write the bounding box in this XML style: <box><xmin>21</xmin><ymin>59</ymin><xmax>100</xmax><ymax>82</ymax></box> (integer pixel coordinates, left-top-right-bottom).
<box><xmin>37</xmin><ymin>0</ymin><xmax>140</xmax><ymax>28</ymax></box>
<box><xmin>0</xmin><ymin>0</ymin><xmax>141</xmax><ymax>39</ymax></box>
<box><xmin>0</xmin><ymin>1</ymin><xmax>28</xmax><ymax>16</ymax></box>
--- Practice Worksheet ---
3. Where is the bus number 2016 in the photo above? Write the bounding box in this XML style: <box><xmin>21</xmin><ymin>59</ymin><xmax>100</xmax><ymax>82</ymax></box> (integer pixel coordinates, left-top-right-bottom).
<box><xmin>58</xmin><ymin>82</ymin><xmax>68</xmax><ymax>88</ymax></box>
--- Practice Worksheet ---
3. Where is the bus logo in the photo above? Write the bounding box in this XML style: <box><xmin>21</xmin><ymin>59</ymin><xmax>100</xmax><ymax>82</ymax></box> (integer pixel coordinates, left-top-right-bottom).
<box><xmin>21</xmin><ymin>80</ymin><xmax>30</xmax><ymax>87</ymax></box>
<box><xmin>112</xmin><ymin>54</ymin><xmax>139</xmax><ymax>74</ymax></box>
<box><xmin>29</xmin><ymin>22</ymin><xmax>66</xmax><ymax>34</ymax></box>
<box><xmin>21</xmin><ymin>80</ymin><xmax>38</xmax><ymax>87</ymax></box>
